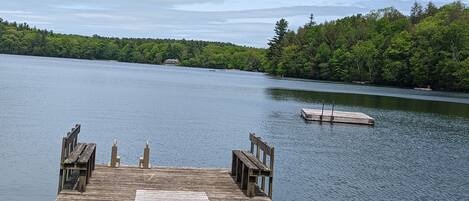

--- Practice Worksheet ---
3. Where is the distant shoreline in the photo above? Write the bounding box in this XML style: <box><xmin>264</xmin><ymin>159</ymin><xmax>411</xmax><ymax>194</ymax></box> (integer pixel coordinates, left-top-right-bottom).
<box><xmin>1</xmin><ymin>53</ymin><xmax>467</xmax><ymax>94</ymax></box>
<box><xmin>0</xmin><ymin>54</ymin><xmax>466</xmax><ymax>98</ymax></box>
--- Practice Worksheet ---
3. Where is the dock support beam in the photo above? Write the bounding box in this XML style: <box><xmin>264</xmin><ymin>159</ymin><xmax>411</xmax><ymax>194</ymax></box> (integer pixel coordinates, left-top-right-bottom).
<box><xmin>110</xmin><ymin>139</ymin><xmax>120</xmax><ymax>168</ymax></box>
<box><xmin>139</xmin><ymin>141</ymin><xmax>150</xmax><ymax>169</ymax></box>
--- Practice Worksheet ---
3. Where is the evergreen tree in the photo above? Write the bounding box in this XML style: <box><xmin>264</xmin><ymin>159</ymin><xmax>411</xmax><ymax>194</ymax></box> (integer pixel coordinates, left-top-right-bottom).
<box><xmin>424</xmin><ymin>2</ymin><xmax>438</xmax><ymax>17</ymax></box>
<box><xmin>267</xmin><ymin>18</ymin><xmax>289</xmax><ymax>75</ymax></box>
<box><xmin>307</xmin><ymin>14</ymin><xmax>316</xmax><ymax>27</ymax></box>
<box><xmin>410</xmin><ymin>2</ymin><xmax>424</xmax><ymax>24</ymax></box>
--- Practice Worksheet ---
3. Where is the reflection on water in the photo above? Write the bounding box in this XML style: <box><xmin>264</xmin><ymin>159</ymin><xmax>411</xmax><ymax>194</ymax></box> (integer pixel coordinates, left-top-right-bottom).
<box><xmin>267</xmin><ymin>88</ymin><xmax>469</xmax><ymax>118</ymax></box>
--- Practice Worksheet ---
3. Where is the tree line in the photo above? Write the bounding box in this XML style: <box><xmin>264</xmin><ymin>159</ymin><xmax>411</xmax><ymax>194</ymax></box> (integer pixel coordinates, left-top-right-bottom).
<box><xmin>267</xmin><ymin>1</ymin><xmax>469</xmax><ymax>91</ymax></box>
<box><xmin>0</xmin><ymin>20</ymin><xmax>267</xmax><ymax>71</ymax></box>
<box><xmin>0</xmin><ymin>1</ymin><xmax>468</xmax><ymax>91</ymax></box>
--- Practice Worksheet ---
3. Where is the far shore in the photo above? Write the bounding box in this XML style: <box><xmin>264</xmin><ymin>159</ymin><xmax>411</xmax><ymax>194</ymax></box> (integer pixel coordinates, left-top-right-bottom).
<box><xmin>1</xmin><ymin>53</ymin><xmax>467</xmax><ymax>94</ymax></box>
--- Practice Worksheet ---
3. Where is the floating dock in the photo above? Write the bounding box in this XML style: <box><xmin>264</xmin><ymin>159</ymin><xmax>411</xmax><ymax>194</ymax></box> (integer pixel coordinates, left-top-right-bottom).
<box><xmin>301</xmin><ymin>108</ymin><xmax>374</xmax><ymax>125</ymax></box>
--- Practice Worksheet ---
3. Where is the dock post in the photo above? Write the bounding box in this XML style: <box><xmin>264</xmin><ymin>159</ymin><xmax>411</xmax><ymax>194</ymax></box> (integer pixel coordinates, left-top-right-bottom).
<box><xmin>331</xmin><ymin>102</ymin><xmax>335</xmax><ymax>123</ymax></box>
<box><xmin>110</xmin><ymin>139</ymin><xmax>120</xmax><ymax>168</ymax></box>
<box><xmin>320</xmin><ymin>101</ymin><xmax>325</xmax><ymax>122</ymax></box>
<box><xmin>140</xmin><ymin>141</ymin><xmax>150</xmax><ymax>169</ymax></box>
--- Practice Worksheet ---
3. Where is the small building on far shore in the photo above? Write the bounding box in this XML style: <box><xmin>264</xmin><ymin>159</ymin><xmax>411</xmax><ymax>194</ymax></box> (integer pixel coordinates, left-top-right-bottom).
<box><xmin>163</xmin><ymin>59</ymin><xmax>180</xmax><ymax>65</ymax></box>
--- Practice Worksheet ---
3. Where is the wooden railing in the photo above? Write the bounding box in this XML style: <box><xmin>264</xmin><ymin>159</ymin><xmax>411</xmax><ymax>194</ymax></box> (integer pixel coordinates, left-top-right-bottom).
<box><xmin>232</xmin><ymin>133</ymin><xmax>275</xmax><ymax>198</ymax></box>
<box><xmin>249</xmin><ymin>133</ymin><xmax>275</xmax><ymax>197</ymax></box>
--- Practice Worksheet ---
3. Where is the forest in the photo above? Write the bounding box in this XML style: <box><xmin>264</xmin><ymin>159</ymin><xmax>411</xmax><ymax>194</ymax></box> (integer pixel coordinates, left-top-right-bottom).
<box><xmin>267</xmin><ymin>1</ymin><xmax>469</xmax><ymax>91</ymax></box>
<box><xmin>0</xmin><ymin>1</ymin><xmax>468</xmax><ymax>91</ymax></box>
<box><xmin>0</xmin><ymin>20</ymin><xmax>267</xmax><ymax>71</ymax></box>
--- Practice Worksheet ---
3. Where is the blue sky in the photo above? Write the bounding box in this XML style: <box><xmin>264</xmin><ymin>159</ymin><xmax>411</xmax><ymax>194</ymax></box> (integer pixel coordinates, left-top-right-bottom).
<box><xmin>0</xmin><ymin>0</ymin><xmax>466</xmax><ymax>47</ymax></box>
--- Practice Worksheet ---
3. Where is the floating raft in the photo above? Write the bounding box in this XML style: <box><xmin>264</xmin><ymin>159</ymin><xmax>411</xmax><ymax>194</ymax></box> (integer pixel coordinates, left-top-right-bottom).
<box><xmin>301</xmin><ymin>108</ymin><xmax>375</xmax><ymax>126</ymax></box>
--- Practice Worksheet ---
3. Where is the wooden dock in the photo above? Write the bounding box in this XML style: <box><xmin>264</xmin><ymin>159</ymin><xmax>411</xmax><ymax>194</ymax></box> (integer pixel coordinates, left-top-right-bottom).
<box><xmin>57</xmin><ymin>165</ymin><xmax>271</xmax><ymax>201</ymax></box>
<box><xmin>56</xmin><ymin>125</ymin><xmax>273</xmax><ymax>201</ymax></box>
<box><xmin>301</xmin><ymin>108</ymin><xmax>374</xmax><ymax>125</ymax></box>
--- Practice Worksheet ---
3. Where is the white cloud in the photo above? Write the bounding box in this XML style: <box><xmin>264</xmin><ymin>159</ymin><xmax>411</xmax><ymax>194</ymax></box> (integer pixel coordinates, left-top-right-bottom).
<box><xmin>0</xmin><ymin>10</ymin><xmax>32</xmax><ymax>14</ymax></box>
<box><xmin>52</xmin><ymin>4</ymin><xmax>112</xmax><ymax>11</ymax></box>
<box><xmin>74</xmin><ymin>13</ymin><xmax>136</xmax><ymax>21</ymax></box>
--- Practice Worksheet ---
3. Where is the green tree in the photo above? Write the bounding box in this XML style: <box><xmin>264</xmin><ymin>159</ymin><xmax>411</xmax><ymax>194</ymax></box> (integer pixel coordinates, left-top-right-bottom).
<box><xmin>410</xmin><ymin>2</ymin><xmax>424</xmax><ymax>24</ymax></box>
<box><xmin>424</xmin><ymin>2</ymin><xmax>439</xmax><ymax>17</ymax></box>
<box><xmin>267</xmin><ymin>18</ymin><xmax>289</xmax><ymax>75</ymax></box>
<box><xmin>383</xmin><ymin>31</ymin><xmax>412</xmax><ymax>85</ymax></box>
<box><xmin>351</xmin><ymin>41</ymin><xmax>377</xmax><ymax>81</ymax></box>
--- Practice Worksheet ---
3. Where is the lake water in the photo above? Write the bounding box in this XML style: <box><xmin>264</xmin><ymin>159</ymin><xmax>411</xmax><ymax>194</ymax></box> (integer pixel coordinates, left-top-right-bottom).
<box><xmin>0</xmin><ymin>54</ymin><xmax>468</xmax><ymax>201</ymax></box>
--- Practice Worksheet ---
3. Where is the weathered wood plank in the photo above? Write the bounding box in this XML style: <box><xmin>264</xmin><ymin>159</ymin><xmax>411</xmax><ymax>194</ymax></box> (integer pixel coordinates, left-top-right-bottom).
<box><xmin>135</xmin><ymin>190</ymin><xmax>209</xmax><ymax>201</ymax></box>
<box><xmin>64</xmin><ymin>143</ymin><xmax>86</xmax><ymax>164</ymax></box>
<box><xmin>78</xmin><ymin>143</ymin><xmax>96</xmax><ymax>164</ymax></box>
<box><xmin>57</xmin><ymin>165</ymin><xmax>271</xmax><ymax>201</ymax></box>
<box><xmin>241</xmin><ymin>151</ymin><xmax>270</xmax><ymax>173</ymax></box>
<box><xmin>233</xmin><ymin>150</ymin><xmax>259</xmax><ymax>170</ymax></box>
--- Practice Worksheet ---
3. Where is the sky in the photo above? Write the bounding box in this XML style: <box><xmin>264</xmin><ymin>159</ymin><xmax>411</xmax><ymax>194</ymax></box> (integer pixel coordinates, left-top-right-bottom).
<box><xmin>0</xmin><ymin>0</ymin><xmax>466</xmax><ymax>47</ymax></box>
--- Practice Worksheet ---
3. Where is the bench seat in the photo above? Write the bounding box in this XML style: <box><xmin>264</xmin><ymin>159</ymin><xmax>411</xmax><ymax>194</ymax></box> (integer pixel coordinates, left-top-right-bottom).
<box><xmin>63</xmin><ymin>143</ymin><xmax>96</xmax><ymax>167</ymax></box>
<box><xmin>233</xmin><ymin>150</ymin><xmax>259</xmax><ymax>170</ymax></box>
<box><xmin>240</xmin><ymin>151</ymin><xmax>271</xmax><ymax>176</ymax></box>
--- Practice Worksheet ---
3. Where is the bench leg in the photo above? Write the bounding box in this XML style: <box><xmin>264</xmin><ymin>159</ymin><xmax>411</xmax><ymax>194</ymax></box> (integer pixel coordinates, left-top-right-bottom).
<box><xmin>241</xmin><ymin>165</ymin><xmax>250</xmax><ymax>193</ymax></box>
<box><xmin>240</xmin><ymin>164</ymin><xmax>245</xmax><ymax>189</ymax></box>
<box><xmin>89</xmin><ymin>163</ymin><xmax>92</xmax><ymax>180</ymax></box>
<box><xmin>261</xmin><ymin>177</ymin><xmax>266</xmax><ymax>192</ymax></box>
<box><xmin>79</xmin><ymin>170</ymin><xmax>87</xmax><ymax>192</ymax></box>
<box><xmin>87</xmin><ymin>162</ymin><xmax>91</xmax><ymax>184</ymax></box>
<box><xmin>236</xmin><ymin>159</ymin><xmax>242</xmax><ymax>183</ymax></box>
<box><xmin>231</xmin><ymin>152</ymin><xmax>236</xmax><ymax>176</ymax></box>
<box><xmin>268</xmin><ymin>176</ymin><xmax>273</xmax><ymax>198</ymax></box>
<box><xmin>247</xmin><ymin>175</ymin><xmax>257</xmax><ymax>197</ymax></box>
<box><xmin>246</xmin><ymin>174</ymin><xmax>251</xmax><ymax>196</ymax></box>
<box><xmin>58</xmin><ymin>169</ymin><xmax>64</xmax><ymax>194</ymax></box>
<box><xmin>64</xmin><ymin>169</ymin><xmax>68</xmax><ymax>182</ymax></box>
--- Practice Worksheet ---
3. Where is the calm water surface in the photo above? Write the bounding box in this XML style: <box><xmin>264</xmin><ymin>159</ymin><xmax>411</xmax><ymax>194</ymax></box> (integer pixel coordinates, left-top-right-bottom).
<box><xmin>0</xmin><ymin>54</ymin><xmax>468</xmax><ymax>201</ymax></box>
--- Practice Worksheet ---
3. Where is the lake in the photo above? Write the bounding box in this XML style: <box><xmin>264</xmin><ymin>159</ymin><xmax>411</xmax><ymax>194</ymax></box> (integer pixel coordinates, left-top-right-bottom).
<box><xmin>0</xmin><ymin>54</ymin><xmax>468</xmax><ymax>201</ymax></box>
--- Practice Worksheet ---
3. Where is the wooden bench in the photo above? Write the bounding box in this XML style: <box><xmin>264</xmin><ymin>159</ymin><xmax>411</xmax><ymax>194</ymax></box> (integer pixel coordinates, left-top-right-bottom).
<box><xmin>57</xmin><ymin>124</ymin><xmax>96</xmax><ymax>193</ymax></box>
<box><xmin>232</xmin><ymin>133</ymin><xmax>274</xmax><ymax>198</ymax></box>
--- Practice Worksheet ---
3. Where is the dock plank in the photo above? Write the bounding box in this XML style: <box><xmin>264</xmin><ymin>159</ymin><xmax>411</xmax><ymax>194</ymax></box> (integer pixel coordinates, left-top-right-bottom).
<box><xmin>57</xmin><ymin>165</ymin><xmax>271</xmax><ymax>201</ymax></box>
<box><xmin>135</xmin><ymin>190</ymin><xmax>209</xmax><ymax>201</ymax></box>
